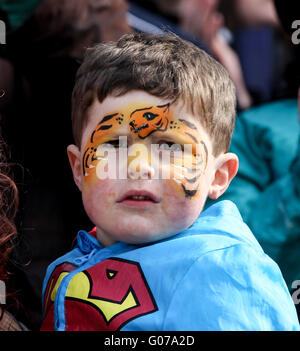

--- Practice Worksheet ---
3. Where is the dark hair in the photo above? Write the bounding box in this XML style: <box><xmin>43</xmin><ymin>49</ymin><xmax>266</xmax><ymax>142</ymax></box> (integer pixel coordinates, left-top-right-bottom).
<box><xmin>72</xmin><ymin>32</ymin><xmax>236</xmax><ymax>156</ymax></box>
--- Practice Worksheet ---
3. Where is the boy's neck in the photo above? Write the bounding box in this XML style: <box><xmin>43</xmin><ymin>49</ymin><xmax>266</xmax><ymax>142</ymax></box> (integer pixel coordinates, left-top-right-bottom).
<box><xmin>96</xmin><ymin>227</ymin><xmax>117</xmax><ymax>248</ymax></box>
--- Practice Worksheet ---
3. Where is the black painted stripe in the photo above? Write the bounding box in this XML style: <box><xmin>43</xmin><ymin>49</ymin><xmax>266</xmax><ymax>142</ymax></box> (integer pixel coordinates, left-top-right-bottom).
<box><xmin>130</xmin><ymin>106</ymin><xmax>153</xmax><ymax>118</ymax></box>
<box><xmin>185</xmin><ymin>173</ymin><xmax>201</xmax><ymax>184</ymax></box>
<box><xmin>85</xmin><ymin>153</ymin><xmax>90</xmax><ymax>172</ymax></box>
<box><xmin>91</xmin><ymin>154</ymin><xmax>98</xmax><ymax>162</ymax></box>
<box><xmin>185</xmin><ymin>167</ymin><xmax>198</xmax><ymax>174</ymax></box>
<box><xmin>82</xmin><ymin>148</ymin><xmax>90</xmax><ymax>175</ymax></box>
<box><xmin>97</xmin><ymin>124</ymin><xmax>113</xmax><ymax>131</ymax></box>
<box><xmin>201</xmin><ymin>141</ymin><xmax>208</xmax><ymax>164</ymax></box>
<box><xmin>155</xmin><ymin>118</ymin><xmax>162</xmax><ymax>126</ymax></box>
<box><xmin>90</xmin><ymin>130</ymin><xmax>96</xmax><ymax>143</ymax></box>
<box><xmin>179</xmin><ymin>119</ymin><xmax>197</xmax><ymax>130</ymax></box>
<box><xmin>184</xmin><ymin>132</ymin><xmax>199</xmax><ymax>144</ymax></box>
<box><xmin>156</xmin><ymin>103</ymin><xmax>170</xmax><ymax>111</ymax></box>
<box><xmin>98</xmin><ymin>113</ymin><xmax>119</xmax><ymax>125</ymax></box>
<box><xmin>181</xmin><ymin>184</ymin><xmax>198</xmax><ymax>198</ymax></box>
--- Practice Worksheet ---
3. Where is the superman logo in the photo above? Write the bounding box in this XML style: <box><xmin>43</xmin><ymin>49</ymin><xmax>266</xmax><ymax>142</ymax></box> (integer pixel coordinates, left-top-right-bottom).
<box><xmin>42</xmin><ymin>258</ymin><xmax>158</xmax><ymax>331</ymax></box>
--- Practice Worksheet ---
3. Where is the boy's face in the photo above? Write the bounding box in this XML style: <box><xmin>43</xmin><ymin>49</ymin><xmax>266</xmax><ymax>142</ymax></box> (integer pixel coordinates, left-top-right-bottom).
<box><xmin>68</xmin><ymin>91</ymin><xmax>236</xmax><ymax>246</ymax></box>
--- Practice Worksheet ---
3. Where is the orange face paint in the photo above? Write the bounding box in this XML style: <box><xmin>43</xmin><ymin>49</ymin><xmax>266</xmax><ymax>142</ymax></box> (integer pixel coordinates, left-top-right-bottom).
<box><xmin>82</xmin><ymin>102</ymin><xmax>208</xmax><ymax>199</ymax></box>
<box><xmin>129</xmin><ymin>103</ymin><xmax>170</xmax><ymax>138</ymax></box>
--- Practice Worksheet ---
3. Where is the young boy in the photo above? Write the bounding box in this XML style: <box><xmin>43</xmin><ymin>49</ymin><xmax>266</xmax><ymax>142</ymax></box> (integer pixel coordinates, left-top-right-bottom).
<box><xmin>40</xmin><ymin>33</ymin><xmax>300</xmax><ymax>331</ymax></box>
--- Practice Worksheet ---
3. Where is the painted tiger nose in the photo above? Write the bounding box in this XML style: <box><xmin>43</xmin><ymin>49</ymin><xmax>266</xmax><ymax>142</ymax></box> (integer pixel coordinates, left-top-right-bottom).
<box><xmin>129</xmin><ymin>120</ymin><xmax>136</xmax><ymax>128</ymax></box>
<box><xmin>129</xmin><ymin>120</ymin><xmax>138</xmax><ymax>133</ymax></box>
<box><xmin>129</xmin><ymin>120</ymin><xmax>149</xmax><ymax>134</ymax></box>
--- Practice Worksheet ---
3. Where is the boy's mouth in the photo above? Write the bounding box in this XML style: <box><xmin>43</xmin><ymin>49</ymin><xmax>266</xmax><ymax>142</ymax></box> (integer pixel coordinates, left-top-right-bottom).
<box><xmin>117</xmin><ymin>190</ymin><xmax>160</xmax><ymax>208</ymax></box>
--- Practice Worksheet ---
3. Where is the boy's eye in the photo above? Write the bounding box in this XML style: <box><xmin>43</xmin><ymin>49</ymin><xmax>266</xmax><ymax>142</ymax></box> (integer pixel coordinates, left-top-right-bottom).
<box><xmin>143</xmin><ymin>112</ymin><xmax>159</xmax><ymax>121</ymax></box>
<box><xmin>105</xmin><ymin>139</ymin><xmax>126</xmax><ymax>148</ymax></box>
<box><xmin>107</xmin><ymin>140</ymin><xmax>119</xmax><ymax>148</ymax></box>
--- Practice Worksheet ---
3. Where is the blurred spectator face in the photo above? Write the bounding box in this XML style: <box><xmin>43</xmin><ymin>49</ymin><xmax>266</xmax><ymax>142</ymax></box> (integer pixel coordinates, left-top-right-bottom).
<box><xmin>234</xmin><ymin>0</ymin><xmax>279</xmax><ymax>27</ymax></box>
<box><xmin>152</xmin><ymin>0</ymin><xmax>182</xmax><ymax>16</ymax></box>
<box><xmin>178</xmin><ymin>0</ymin><xmax>222</xmax><ymax>45</ymax></box>
<box><xmin>94</xmin><ymin>0</ymin><xmax>132</xmax><ymax>42</ymax></box>
<box><xmin>32</xmin><ymin>0</ymin><xmax>132</xmax><ymax>58</ymax></box>
<box><xmin>61</xmin><ymin>0</ymin><xmax>131</xmax><ymax>41</ymax></box>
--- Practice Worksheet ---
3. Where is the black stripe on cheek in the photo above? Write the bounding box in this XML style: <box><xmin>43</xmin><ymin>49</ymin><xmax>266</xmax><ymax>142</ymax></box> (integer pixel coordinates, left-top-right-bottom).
<box><xmin>90</xmin><ymin>130</ymin><xmax>96</xmax><ymax>143</ymax></box>
<box><xmin>184</xmin><ymin>132</ymin><xmax>199</xmax><ymax>144</ymax></box>
<box><xmin>185</xmin><ymin>167</ymin><xmax>198</xmax><ymax>174</ymax></box>
<box><xmin>185</xmin><ymin>173</ymin><xmax>201</xmax><ymax>184</ymax></box>
<box><xmin>200</xmin><ymin>141</ymin><xmax>208</xmax><ymax>166</ymax></box>
<box><xmin>85</xmin><ymin>153</ymin><xmax>90</xmax><ymax>170</ymax></box>
<box><xmin>181</xmin><ymin>184</ymin><xmax>198</xmax><ymax>198</ymax></box>
<box><xmin>82</xmin><ymin>148</ymin><xmax>90</xmax><ymax>175</ymax></box>
<box><xmin>179</xmin><ymin>119</ymin><xmax>197</xmax><ymax>130</ymax></box>
<box><xmin>97</xmin><ymin>124</ymin><xmax>112</xmax><ymax>131</ymax></box>
<box><xmin>98</xmin><ymin>113</ymin><xmax>119</xmax><ymax>125</ymax></box>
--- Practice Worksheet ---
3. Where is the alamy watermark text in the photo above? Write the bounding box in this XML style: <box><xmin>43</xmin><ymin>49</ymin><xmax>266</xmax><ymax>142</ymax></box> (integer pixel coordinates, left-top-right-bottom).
<box><xmin>0</xmin><ymin>280</ymin><xmax>6</xmax><ymax>304</ymax></box>
<box><xmin>0</xmin><ymin>20</ymin><xmax>6</xmax><ymax>44</ymax></box>
<box><xmin>292</xmin><ymin>20</ymin><xmax>300</xmax><ymax>45</ymax></box>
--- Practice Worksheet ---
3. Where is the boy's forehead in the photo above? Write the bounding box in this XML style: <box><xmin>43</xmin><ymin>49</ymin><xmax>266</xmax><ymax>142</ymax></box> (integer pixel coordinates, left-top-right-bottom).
<box><xmin>82</xmin><ymin>92</ymin><xmax>209</xmax><ymax>146</ymax></box>
<box><xmin>88</xmin><ymin>94</ymin><xmax>200</xmax><ymax>125</ymax></box>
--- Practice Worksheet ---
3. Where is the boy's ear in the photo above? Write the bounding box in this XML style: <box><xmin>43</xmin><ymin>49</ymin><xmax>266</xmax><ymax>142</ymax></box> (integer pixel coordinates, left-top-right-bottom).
<box><xmin>208</xmin><ymin>153</ymin><xmax>239</xmax><ymax>200</ymax></box>
<box><xmin>67</xmin><ymin>144</ymin><xmax>83</xmax><ymax>192</ymax></box>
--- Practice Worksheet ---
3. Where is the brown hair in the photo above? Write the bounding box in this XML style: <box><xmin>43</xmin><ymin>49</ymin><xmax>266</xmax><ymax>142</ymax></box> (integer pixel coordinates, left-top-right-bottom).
<box><xmin>72</xmin><ymin>32</ymin><xmax>236</xmax><ymax>156</ymax></box>
<box><xmin>0</xmin><ymin>137</ymin><xmax>19</xmax><ymax>320</ymax></box>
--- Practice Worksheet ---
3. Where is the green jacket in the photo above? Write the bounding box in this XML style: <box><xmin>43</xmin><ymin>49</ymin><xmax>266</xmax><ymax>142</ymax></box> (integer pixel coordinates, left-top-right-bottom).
<box><xmin>207</xmin><ymin>99</ymin><xmax>300</xmax><ymax>290</ymax></box>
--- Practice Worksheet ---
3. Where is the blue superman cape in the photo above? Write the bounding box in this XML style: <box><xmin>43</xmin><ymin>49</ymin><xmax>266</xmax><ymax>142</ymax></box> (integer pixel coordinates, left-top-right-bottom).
<box><xmin>41</xmin><ymin>200</ymin><xmax>300</xmax><ymax>331</ymax></box>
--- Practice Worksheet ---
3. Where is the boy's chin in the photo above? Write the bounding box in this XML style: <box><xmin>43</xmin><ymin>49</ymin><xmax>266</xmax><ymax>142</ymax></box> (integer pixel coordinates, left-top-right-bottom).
<box><xmin>96</xmin><ymin>218</ymin><xmax>193</xmax><ymax>246</ymax></box>
<box><xmin>109</xmin><ymin>227</ymin><xmax>175</xmax><ymax>246</ymax></box>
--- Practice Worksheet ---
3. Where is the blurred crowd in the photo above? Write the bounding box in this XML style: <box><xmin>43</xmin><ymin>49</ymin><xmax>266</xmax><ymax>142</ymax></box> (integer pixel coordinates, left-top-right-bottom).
<box><xmin>0</xmin><ymin>0</ymin><xmax>299</xmax><ymax>330</ymax></box>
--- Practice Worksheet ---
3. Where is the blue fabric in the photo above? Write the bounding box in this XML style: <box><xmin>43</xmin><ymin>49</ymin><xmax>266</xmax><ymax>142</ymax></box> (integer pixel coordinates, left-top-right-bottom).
<box><xmin>233</xmin><ymin>27</ymin><xmax>275</xmax><ymax>102</ymax></box>
<box><xmin>206</xmin><ymin>99</ymin><xmax>300</xmax><ymax>291</ymax></box>
<box><xmin>41</xmin><ymin>200</ymin><xmax>300</xmax><ymax>331</ymax></box>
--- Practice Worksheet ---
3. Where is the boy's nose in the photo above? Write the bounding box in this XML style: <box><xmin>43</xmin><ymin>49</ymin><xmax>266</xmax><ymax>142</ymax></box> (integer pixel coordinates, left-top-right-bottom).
<box><xmin>127</xmin><ymin>143</ymin><xmax>155</xmax><ymax>179</ymax></box>
<box><xmin>128</xmin><ymin>161</ymin><xmax>155</xmax><ymax>179</ymax></box>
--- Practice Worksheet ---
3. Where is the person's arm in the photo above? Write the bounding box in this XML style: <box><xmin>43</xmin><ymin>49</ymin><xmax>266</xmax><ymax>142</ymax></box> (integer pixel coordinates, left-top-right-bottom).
<box><xmin>162</xmin><ymin>244</ymin><xmax>300</xmax><ymax>331</ymax></box>
<box><xmin>211</xmin><ymin>35</ymin><xmax>252</xmax><ymax>110</ymax></box>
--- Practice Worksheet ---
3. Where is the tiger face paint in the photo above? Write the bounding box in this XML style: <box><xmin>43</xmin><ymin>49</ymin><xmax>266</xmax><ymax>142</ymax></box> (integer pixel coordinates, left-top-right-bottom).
<box><xmin>81</xmin><ymin>100</ymin><xmax>208</xmax><ymax>201</ymax></box>
<box><xmin>69</xmin><ymin>91</ymin><xmax>222</xmax><ymax>246</ymax></box>
<box><xmin>129</xmin><ymin>104</ymin><xmax>170</xmax><ymax>138</ymax></box>
<box><xmin>68</xmin><ymin>91</ymin><xmax>238</xmax><ymax>247</ymax></box>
